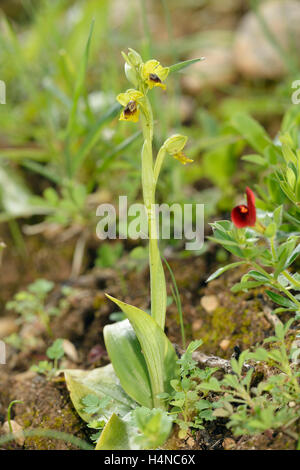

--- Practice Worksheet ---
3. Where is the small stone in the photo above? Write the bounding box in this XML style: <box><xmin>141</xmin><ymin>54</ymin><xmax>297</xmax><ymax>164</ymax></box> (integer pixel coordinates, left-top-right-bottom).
<box><xmin>223</xmin><ymin>437</ymin><xmax>236</xmax><ymax>450</ymax></box>
<box><xmin>0</xmin><ymin>317</ymin><xmax>18</xmax><ymax>338</ymax></box>
<box><xmin>192</xmin><ymin>319</ymin><xmax>203</xmax><ymax>332</ymax></box>
<box><xmin>219</xmin><ymin>339</ymin><xmax>230</xmax><ymax>351</ymax></box>
<box><xmin>186</xmin><ymin>437</ymin><xmax>195</xmax><ymax>448</ymax></box>
<box><xmin>2</xmin><ymin>420</ymin><xmax>25</xmax><ymax>446</ymax></box>
<box><xmin>62</xmin><ymin>339</ymin><xmax>78</xmax><ymax>363</ymax></box>
<box><xmin>201</xmin><ymin>295</ymin><xmax>219</xmax><ymax>313</ymax></box>
<box><xmin>234</xmin><ymin>0</ymin><xmax>300</xmax><ymax>79</ymax></box>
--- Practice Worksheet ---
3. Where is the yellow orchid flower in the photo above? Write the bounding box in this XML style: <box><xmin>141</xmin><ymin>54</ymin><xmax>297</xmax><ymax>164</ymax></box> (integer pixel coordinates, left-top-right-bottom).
<box><xmin>172</xmin><ymin>151</ymin><xmax>193</xmax><ymax>165</ymax></box>
<box><xmin>116</xmin><ymin>89</ymin><xmax>144</xmax><ymax>123</ymax></box>
<box><xmin>141</xmin><ymin>60</ymin><xmax>169</xmax><ymax>90</ymax></box>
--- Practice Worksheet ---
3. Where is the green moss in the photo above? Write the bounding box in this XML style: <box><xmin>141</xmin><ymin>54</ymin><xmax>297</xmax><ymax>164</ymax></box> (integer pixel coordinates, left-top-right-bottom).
<box><xmin>194</xmin><ymin>290</ymin><xmax>268</xmax><ymax>358</ymax></box>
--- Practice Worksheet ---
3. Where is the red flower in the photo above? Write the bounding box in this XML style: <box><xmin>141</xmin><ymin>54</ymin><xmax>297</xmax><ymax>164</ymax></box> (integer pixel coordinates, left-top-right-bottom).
<box><xmin>231</xmin><ymin>187</ymin><xmax>256</xmax><ymax>228</ymax></box>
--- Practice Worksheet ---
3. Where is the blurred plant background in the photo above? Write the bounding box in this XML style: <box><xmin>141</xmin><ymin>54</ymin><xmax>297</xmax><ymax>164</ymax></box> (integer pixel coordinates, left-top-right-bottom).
<box><xmin>0</xmin><ymin>0</ymin><xmax>300</xmax><ymax>294</ymax></box>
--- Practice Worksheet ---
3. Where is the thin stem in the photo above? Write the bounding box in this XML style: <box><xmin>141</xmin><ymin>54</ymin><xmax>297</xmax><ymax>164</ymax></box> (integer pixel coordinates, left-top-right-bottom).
<box><xmin>140</xmin><ymin>97</ymin><xmax>167</xmax><ymax>330</ymax></box>
<box><xmin>7</xmin><ymin>401</ymin><xmax>23</xmax><ymax>434</ymax></box>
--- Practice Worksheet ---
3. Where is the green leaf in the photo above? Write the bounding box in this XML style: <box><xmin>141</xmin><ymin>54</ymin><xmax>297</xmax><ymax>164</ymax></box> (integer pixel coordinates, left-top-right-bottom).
<box><xmin>103</xmin><ymin>319</ymin><xmax>152</xmax><ymax>408</ymax></box>
<box><xmin>28</xmin><ymin>278</ymin><xmax>54</xmax><ymax>295</ymax></box>
<box><xmin>273</xmin><ymin>206</ymin><xmax>283</xmax><ymax>227</ymax></box>
<box><xmin>133</xmin><ymin>407</ymin><xmax>172</xmax><ymax>449</ymax></box>
<box><xmin>64</xmin><ymin>363</ymin><xmax>136</xmax><ymax>423</ymax></box>
<box><xmin>231</xmin><ymin>281</ymin><xmax>266</xmax><ymax>293</ymax></box>
<box><xmin>231</xmin><ymin>113</ymin><xmax>273</xmax><ymax>154</ymax></box>
<box><xmin>264</xmin><ymin>222</ymin><xmax>277</xmax><ymax>238</ymax></box>
<box><xmin>285</xmin><ymin>244</ymin><xmax>300</xmax><ymax>268</ymax></box>
<box><xmin>282</xmin><ymin>143</ymin><xmax>298</xmax><ymax>166</ymax></box>
<box><xmin>97</xmin><ymin>130</ymin><xmax>142</xmax><ymax>173</ymax></box>
<box><xmin>81</xmin><ymin>394</ymin><xmax>111</xmax><ymax>415</ymax></box>
<box><xmin>199</xmin><ymin>377</ymin><xmax>222</xmax><ymax>392</ymax></box>
<box><xmin>241</xmin><ymin>154</ymin><xmax>267</xmax><ymax>166</ymax></box>
<box><xmin>65</xmin><ymin>20</ymin><xmax>94</xmax><ymax>141</ymax></box>
<box><xmin>185</xmin><ymin>339</ymin><xmax>203</xmax><ymax>354</ymax></box>
<box><xmin>46</xmin><ymin>339</ymin><xmax>64</xmax><ymax>360</ymax></box>
<box><xmin>266</xmin><ymin>290</ymin><xmax>298</xmax><ymax>309</ymax></box>
<box><xmin>207</xmin><ymin>261</ymin><xmax>244</xmax><ymax>282</ymax></box>
<box><xmin>246</xmin><ymin>270</ymin><xmax>270</xmax><ymax>282</ymax></box>
<box><xmin>169</xmin><ymin>58</ymin><xmax>205</xmax><ymax>74</ymax></box>
<box><xmin>72</xmin><ymin>102</ymin><xmax>122</xmax><ymax>174</ymax></box>
<box><xmin>105</xmin><ymin>295</ymin><xmax>179</xmax><ymax>408</ymax></box>
<box><xmin>22</xmin><ymin>160</ymin><xmax>62</xmax><ymax>184</ymax></box>
<box><xmin>95</xmin><ymin>413</ymin><xmax>139</xmax><ymax>450</ymax></box>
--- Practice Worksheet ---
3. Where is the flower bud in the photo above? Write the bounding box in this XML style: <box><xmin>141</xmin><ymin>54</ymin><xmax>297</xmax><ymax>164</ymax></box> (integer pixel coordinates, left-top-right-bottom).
<box><xmin>128</xmin><ymin>48</ymin><xmax>143</xmax><ymax>66</ymax></box>
<box><xmin>124</xmin><ymin>62</ymin><xmax>138</xmax><ymax>87</ymax></box>
<box><xmin>163</xmin><ymin>134</ymin><xmax>188</xmax><ymax>154</ymax></box>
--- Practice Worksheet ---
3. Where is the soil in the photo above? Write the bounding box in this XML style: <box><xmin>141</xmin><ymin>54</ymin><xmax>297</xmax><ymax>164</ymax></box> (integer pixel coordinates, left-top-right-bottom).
<box><xmin>0</xmin><ymin>231</ymin><xmax>298</xmax><ymax>450</ymax></box>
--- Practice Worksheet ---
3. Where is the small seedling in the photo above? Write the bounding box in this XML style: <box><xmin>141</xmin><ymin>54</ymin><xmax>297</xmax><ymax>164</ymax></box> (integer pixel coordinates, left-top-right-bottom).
<box><xmin>158</xmin><ymin>340</ymin><xmax>218</xmax><ymax>439</ymax></box>
<box><xmin>31</xmin><ymin>339</ymin><xmax>65</xmax><ymax>379</ymax></box>
<box><xmin>6</xmin><ymin>280</ymin><xmax>76</xmax><ymax>337</ymax></box>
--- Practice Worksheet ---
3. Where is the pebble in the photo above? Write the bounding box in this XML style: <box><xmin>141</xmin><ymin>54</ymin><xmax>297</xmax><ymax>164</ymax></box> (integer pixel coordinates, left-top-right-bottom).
<box><xmin>62</xmin><ymin>339</ymin><xmax>79</xmax><ymax>363</ymax></box>
<box><xmin>186</xmin><ymin>437</ymin><xmax>195</xmax><ymax>448</ymax></box>
<box><xmin>219</xmin><ymin>339</ymin><xmax>230</xmax><ymax>351</ymax></box>
<box><xmin>201</xmin><ymin>295</ymin><xmax>219</xmax><ymax>313</ymax></box>
<box><xmin>234</xmin><ymin>0</ymin><xmax>300</xmax><ymax>79</ymax></box>
<box><xmin>223</xmin><ymin>437</ymin><xmax>236</xmax><ymax>450</ymax></box>
<box><xmin>2</xmin><ymin>420</ymin><xmax>25</xmax><ymax>446</ymax></box>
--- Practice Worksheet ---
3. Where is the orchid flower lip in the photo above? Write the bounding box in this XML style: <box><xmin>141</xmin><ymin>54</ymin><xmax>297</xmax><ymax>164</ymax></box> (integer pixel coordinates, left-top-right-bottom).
<box><xmin>117</xmin><ymin>89</ymin><xmax>144</xmax><ymax>123</ymax></box>
<box><xmin>124</xmin><ymin>100</ymin><xmax>137</xmax><ymax>116</ymax></box>
<box><xmin>149</xmin><ymin>73</ymin><xmax>162</xmax><ymax>84</ymax></box>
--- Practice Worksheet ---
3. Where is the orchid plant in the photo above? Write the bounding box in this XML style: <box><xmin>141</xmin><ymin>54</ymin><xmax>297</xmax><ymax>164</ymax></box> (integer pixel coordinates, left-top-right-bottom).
<box><xmin>64</xmin><ymin>50</ymin><xmax>202</xmax><ymax>450</ymax></box>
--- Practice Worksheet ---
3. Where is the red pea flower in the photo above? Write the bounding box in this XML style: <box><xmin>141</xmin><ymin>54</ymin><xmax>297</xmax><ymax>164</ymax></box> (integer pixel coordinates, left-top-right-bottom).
<box><xmin>231</xmin><ymin>187</ymin><xmax>256</xmax><ymax>228</ymax></box>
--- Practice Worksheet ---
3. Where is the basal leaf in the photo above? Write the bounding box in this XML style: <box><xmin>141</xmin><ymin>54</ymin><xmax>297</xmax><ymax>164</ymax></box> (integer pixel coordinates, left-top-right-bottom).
<box><xmin>95</xmin><ymin>413</ymin><xmax>139</xmax><ymax>450</ymax></box>
<box><xmin>106</xmin><ymin>295</ymin><xmax>179</xmax><ymax>408</ymax></box>
<box><xmin>64</xmin><ymin>363</ymin><xmax>136</xmax><ymax>423</ymax></box>
<box><xmin>103</xmin><ymin>319</ymin><xmax>152</xmax><ymax>408</ymax></box>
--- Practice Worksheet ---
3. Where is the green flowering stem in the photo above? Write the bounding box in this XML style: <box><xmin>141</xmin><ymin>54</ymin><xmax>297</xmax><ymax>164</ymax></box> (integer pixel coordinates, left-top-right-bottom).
<box><xmin>153</xmin><ymin>146</ymin><xmax>167</xmax><ymax>185</ymax></box>
<box><xmin>140</xmin><ymin>96</ymin><xmax>167</xmax><ymax>330</ymax></box>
